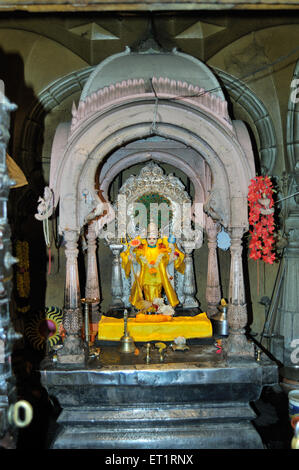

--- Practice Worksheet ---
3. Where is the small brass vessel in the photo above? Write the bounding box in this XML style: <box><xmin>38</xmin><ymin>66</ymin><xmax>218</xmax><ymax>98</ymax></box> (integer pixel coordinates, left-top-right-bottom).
<box><xmin>119</xmin><ymin>309</ymin><xmax>136</xmax><ymax>354</ymax></box>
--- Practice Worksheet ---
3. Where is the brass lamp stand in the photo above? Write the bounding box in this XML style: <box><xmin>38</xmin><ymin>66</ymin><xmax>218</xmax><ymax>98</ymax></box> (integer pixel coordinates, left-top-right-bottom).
<box><xmin>81</xmin><ymin>297</ymin><xmax>99</xmax><ymax>347</ymax></box>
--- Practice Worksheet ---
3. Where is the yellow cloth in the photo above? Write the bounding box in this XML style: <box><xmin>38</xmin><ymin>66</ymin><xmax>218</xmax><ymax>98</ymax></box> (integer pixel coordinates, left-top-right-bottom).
<box><xmin>6</xmin><ymin>154</ymin><xmax>28</xmax><ymax>189</ymax></box>
<box><xmin>120</xmin><ymin>237</ymin><xmax>185</xmax><ymax>309</ymax></box>
<box><xmin>98</xmin><ymin>313</ymin><xmax>212</xmax><ymax>342</ymax></box>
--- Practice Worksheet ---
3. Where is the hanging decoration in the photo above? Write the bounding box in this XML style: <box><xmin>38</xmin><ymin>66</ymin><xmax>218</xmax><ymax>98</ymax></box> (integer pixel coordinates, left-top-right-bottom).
<box><xmin>217</xmin><ymin>226</ymin><xmax>231</xmax><ymax>251</ymax></box>
<box><xmin>248</xmin><ymin>175</ymin><xmax>276</xmax><ymax>264</ymax></box>
<box><xmin>35</xmin><ymin>186</ymin><xmax>54</xmax><ymax>275</ymax></box>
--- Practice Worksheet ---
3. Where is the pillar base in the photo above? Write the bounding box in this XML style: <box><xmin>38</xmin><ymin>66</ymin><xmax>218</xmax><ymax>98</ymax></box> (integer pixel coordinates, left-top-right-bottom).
<box><xmin>226</xmin><ymin>333</ymin><xmax>255</xmax><ymax>358</ymax></box>
<box><xmin>57</xmin><ymin>334</ymin><xmax>88</xmax><ymax>364</ymax></box>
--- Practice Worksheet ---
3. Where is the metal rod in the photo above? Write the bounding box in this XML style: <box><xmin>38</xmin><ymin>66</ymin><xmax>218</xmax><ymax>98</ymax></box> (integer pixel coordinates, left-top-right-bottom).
<box><xmin>260</xmin><ymin>253</ymin><xmax>285</xmax><ymax>344</ymax></box>
<box><xmin>276</xmin><ymin>191</ymin><xmax>299</xmax><ymax>204</ymax></box>
<box><xmin>84</xmin><ymin>302</ymin><xmax>90</xmax><ymax>344</ymax></box>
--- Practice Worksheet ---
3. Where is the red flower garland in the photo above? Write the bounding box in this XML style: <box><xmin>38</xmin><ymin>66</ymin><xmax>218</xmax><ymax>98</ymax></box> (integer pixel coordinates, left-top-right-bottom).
<box><xmin>248</xmin><ymin>176</ymin><xmax>276</xmax><ymax>264</ymax></box>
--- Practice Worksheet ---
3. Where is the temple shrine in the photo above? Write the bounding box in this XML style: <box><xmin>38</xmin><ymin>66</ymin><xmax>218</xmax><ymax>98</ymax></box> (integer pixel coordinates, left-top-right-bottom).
<box><xmin>34</xmin><ymin>47</ymin><xmax>277</xmax><ymax>448</ymax></box>
<box><xmin>1</xmin><ymin>6</ymin><xmax>299</xmax><ymax>450</ymax></box>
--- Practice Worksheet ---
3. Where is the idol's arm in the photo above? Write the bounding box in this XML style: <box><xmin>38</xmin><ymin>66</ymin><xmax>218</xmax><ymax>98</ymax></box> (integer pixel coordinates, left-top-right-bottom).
<box><xmin>120</xmin><ymin>247</ymin><xmax>132</xmax><ymax>278</ymax></box>
<box><xmin>173</xmin><ymin>245</ymin><xmax>185</xmax><ymax>274</ymax></box>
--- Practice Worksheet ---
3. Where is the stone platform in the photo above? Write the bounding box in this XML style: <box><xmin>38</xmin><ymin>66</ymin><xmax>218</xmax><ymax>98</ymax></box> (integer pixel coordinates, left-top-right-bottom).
<box><xmin>40</xmin><ymin>344</ymin><xmax>278</xmax><ymax>449</ymax></box>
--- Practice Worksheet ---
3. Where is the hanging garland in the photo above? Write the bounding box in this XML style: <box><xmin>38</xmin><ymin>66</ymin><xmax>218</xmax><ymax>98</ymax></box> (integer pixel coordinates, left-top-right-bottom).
<box><xmin>248</xmin><ymin>175</ymin><xmax>276</xmax><ymax>264</ymax></box>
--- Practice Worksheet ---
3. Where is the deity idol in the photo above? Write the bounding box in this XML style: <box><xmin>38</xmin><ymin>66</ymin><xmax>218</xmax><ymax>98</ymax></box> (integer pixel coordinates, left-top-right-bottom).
<box><xmin>120</xmin><ymin>223</ymin><xmax>185</xmax><ymax>312</ymax></box>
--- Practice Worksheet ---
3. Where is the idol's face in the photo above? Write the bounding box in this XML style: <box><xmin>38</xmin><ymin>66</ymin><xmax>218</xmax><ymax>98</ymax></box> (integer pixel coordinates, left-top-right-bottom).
<box><xmin>147</xmin><ymin>236</ymin><xmax>157</xmax><ymax>247</ymax></box>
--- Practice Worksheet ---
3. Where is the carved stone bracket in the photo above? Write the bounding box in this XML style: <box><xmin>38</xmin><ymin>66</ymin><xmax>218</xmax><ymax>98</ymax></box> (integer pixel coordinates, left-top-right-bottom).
<box><xmin>34</xmin><ymin>186</ymin><xmax>54</xmax><ymax>221</ymax></box>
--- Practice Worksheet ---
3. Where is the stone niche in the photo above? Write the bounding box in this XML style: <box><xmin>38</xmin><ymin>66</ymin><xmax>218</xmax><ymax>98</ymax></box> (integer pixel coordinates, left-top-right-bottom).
<box><xmin>38</xmin><ymin>47</ymin><xmax>278</xmax><ymax>449</ymax></box>
<box><xmin>45</xmin><ymin>47</ymin><xmax>256</xmax><ymax>357</ymax></box>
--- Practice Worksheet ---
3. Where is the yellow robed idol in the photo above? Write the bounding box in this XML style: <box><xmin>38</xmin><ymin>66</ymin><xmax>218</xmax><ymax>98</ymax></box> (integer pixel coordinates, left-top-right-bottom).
<box><xmin>121</xmin><ymin>224</ymin><xmax>185</xmax><ymax>310</ymax></box>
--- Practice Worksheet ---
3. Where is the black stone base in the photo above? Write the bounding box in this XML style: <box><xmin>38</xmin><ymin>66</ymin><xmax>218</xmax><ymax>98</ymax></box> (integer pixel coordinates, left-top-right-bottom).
<box><xmin>52</xmin><ymin>405</ymin><xmax>261</xmax><ymax>449</ymax></box>
<box><xmin>40</xmin><ymin>347</ymin><xmax>278</xmax><ymax>449</ymax></box>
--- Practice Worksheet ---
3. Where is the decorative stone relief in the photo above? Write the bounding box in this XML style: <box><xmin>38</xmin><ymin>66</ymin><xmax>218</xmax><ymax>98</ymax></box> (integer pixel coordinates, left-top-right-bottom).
<box><xmin>203</xmin><ymin>188</ymin><xmax>230</xmax><ymax>228</ymax></box>
<box><xmin>70</xmin><ymin>76</ymin><xmax>232</xmax><ymax>135</ymax></box>
<box><xmin>34</xmin><ymin>186</ymin><xmax>54</xmax><ymax>221</ymax></box>
<box><xmin>117</xmin><ymin>159</ymin><xmax>191</xmax><ymax>240</ymax></box>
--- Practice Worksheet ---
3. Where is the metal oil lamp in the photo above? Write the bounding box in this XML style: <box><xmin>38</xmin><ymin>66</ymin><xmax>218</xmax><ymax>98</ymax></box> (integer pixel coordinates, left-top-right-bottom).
<box><xmin>119</xmin><ymin>309</ymin><xmax>136</xmax><ymax>353</ymax></box>
<box><xmin>81</xmin><ymin>297</ymin><xmax>99</xmax><ymax>346</ymax></box>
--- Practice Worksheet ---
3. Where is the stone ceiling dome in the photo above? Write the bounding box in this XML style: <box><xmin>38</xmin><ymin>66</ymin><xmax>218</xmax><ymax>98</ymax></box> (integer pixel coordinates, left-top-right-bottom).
<box><xmin>80</xmin><ymin>47</ymin><xmax>225</xmax><ymax>101</ymax></box>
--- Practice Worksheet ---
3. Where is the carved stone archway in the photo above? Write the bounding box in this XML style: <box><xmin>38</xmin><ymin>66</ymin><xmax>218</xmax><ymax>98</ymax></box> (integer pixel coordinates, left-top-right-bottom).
<box><xmin>47</xmin><ymin>51</ymin><xmax>255</xmax><ymax>363</ymax></box>
<box><xmin>105</xmin><ymin>160</ymin><xmax>203</xmax><ymax>310</ymax></box>
<box><xmin>99</xmin><ymin>147</ymin><xmax>207</xmax><ymax>207</ymax></box>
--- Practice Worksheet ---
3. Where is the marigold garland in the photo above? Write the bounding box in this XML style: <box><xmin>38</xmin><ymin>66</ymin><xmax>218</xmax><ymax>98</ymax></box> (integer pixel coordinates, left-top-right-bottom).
<box><xmin>248</xmin><ymin>175</ymin><xmax>276</xmax><ymax>264</ymax></box>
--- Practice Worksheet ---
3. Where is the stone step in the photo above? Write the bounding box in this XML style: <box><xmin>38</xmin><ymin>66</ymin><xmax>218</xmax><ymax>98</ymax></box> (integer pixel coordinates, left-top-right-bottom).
<box><xmin>58</xmin><ymin>403</ymin><xmax>256</xmax><ymax>426</ymax></box>
<box><xmin>51</xmin><ymin>421</ymin><xmax>264</xmax><ymax>449</ymax></box>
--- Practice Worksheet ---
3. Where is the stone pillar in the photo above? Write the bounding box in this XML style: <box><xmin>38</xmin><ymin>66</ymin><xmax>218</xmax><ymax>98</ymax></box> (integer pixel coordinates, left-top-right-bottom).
<box><xmin>109</xmin><ymin>242</ymin><xmax>124</xmax><ymax>308</ymax></box>
<box><xmin>206</xmin><ymin>219</ymin><xmax>221</xmax><ymax>317</ymax></box>
<box><xmin>85</xmin><ymin>221</ymin><xmax>100</xmax><ymax>322</ymax></box>
<box><xmin>181</xmin><ymin>240</ymin><xmax>199</xmax><ymax>309</ymax></box>
<box><xmin>227</xmin><ymin>227</ymin><xmax>254</xmax><ymax>357</ymax></box>
<box><xmin>57</xmin><ymin>230</ymin><xmax>86</xmax><ymax>364</ymax></box>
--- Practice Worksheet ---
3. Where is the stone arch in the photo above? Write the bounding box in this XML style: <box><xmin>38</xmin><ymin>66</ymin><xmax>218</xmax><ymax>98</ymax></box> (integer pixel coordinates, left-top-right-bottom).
<box><xmin>21</xmin><ymin>64</ymin><xmax>272</xmax><ymax>193</ymax></box>
<box><xmin>216</xmin><ymin>69</ymin><xmax>277</xmax><ymax>175</ymax></box>
<box><xmin>98</xmin><ymin>148</ymin><xmax>207</xmax><ymax>204</ymax></box>
<box><xmin>286</xmin><ymin>59</ymin><xmax>299</xmax><ymax>174</ymax></box>
<box><xmin>52</xmin><ymin>77</ymin><xmax>254</xmax><ymax>235</ymax></box>
<box><xmin>19</xmin><ymin>67</ymin><xmax>93</xmax><ymax>178</ymax></box>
